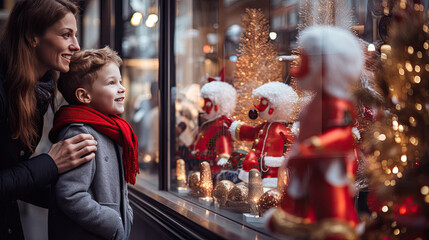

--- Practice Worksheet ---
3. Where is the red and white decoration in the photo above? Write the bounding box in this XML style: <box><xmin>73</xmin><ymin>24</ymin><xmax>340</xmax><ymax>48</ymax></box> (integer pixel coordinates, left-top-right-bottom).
<box><xmin>189</xmin><ymin>81</ymin><xmax>236</xmax><ymax>173</ymax></box>
<box><xmin>229</xmin><ymin>82</ymin><xmax>299</xmax><ymax>188</ymax></box>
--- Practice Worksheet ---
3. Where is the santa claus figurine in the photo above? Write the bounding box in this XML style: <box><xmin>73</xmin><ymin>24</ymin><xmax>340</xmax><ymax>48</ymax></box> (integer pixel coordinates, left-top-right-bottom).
<box><xmin>269</xmin><ymin>26</ymin><xmax>364</xmax><ymax>239</ymax></box>
<box><xmin>188</xmin><ymin>81</ymin><xmax>236</xmax><ymax>174</ymax></box>
<box><xmin>228</xmin><ymin>82</ymin><xmax>298</xmax><ymax>188</ymax></box>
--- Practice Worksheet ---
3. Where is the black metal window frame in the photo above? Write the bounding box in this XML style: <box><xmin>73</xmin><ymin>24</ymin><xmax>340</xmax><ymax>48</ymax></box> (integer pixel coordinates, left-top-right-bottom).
<box><xmin>158</xmin><ymin>0</ymin><xmax>175</xmax><ymax>191</ymax></box>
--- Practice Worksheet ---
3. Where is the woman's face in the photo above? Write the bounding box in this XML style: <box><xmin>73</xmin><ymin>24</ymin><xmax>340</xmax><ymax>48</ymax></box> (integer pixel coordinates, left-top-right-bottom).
<box><xmin>34</xmin><ymin>12</ymin><xmax>80</xmax><ymax>76</ymax></box>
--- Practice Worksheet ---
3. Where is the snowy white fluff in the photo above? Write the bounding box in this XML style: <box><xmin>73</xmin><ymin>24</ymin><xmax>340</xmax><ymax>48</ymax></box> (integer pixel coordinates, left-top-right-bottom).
<box><xmin>252</xmin><ymin>81</ymin><xmax>299</xmax><ymax>122</ymax></box>
<box><xmin>200</xmin><ymin>81</ymin><xmax>237</xmax><ymax>116</ymax></box>
<box><xmin>297</xmin><ymin>25</ymin><xmax>364</xmax><ymax>101</ymax></box>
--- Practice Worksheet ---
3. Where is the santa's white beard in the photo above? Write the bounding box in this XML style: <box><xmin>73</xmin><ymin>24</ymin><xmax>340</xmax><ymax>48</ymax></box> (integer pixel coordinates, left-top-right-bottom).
<box><xmin>259</xmin><ymin>107</ymin><xmax>272</xmax><ymax>121</ymax></box>
<box><xmin>203</xmin><ymin>110</ymin><xmax>220</xmax><ymax>122</ymax></box>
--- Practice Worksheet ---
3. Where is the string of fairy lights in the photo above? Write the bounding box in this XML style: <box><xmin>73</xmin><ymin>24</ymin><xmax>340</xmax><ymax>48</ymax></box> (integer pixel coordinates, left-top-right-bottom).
<box><xmin>364</xmin><ymin>0</ymin><xmax>429</xmax><ymax>238</ymax></box>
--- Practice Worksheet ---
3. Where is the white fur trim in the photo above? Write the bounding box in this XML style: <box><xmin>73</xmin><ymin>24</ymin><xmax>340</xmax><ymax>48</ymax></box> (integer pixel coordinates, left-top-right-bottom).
<box><xmin>238</xmin><ymin>169</ymin><xmax>249</xmax><ymax>183</ymax></box>
<box><xmin>287</xmin><ymin>170</ymin><xmax>310</xmax><ymax>199</ymax></box>
<box><xmin>352</xmin><ymin>127</ymin><xmax>361</xmax><ymax>141</ymax></box>
<box><xmin>228</xmin><ymin>121</ymin><xmax>241</xmax><ymax>140</ymax></box>
<box><xmin>252</xmin><ymin>82</ymin><xmax>299</xmax><ymax>122</ymax></box>
<box><xmin>298</xmin><ymin>26</ymin><xmax>363</xmax><ymax>101</ymax></box>
<box><xmin>201</xmin><ymin>81</ymin><xmax>236</xmax><ymax>116</ymax></box>
<box><xmin>264</xmin><ymin>156</ymin><xmax>285</xmax><ymax>167</ymax></box>
<box><xmin>291</xmin><ymin>122</ymin><xmax>300</xmax><ymax>136</ymax></box>
<box><xmin>262</xmin><ymin>178</ymin><xmax>278</xmax><ymax>188</ymax></box>
<box><xmin>217</xmin><ymin>158</ymin><xmax>228</xmax><ymax>166</ymax></box>
<box><xmin>320</xmin><ymin>159</ymin><xmax>349</xmax><ymax>186</ymax></box>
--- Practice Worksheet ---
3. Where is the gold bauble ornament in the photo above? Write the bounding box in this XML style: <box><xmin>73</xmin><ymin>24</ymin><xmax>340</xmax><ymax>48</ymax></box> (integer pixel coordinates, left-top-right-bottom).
<box><xmin>228</xmin><ymin>184</ymin><xmax>248</xmax><ymax>202</ymax></box>
<box><xmin>225</xmin><ymin>183</ymin><xmax>250</xmax><ymax>212</ymax></box>
<box><xmin>258</xmin><ymin>188</ymin><xmax>282</xmax><ymax>214</ymax></box>
<box><xmin>213</xmin><ymin>180</ymin><xmax>235</xmax><ymax>206</ymax></box>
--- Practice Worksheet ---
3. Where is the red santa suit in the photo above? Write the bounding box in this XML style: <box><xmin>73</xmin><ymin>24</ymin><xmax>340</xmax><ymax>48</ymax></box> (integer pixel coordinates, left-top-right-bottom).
<box><xmin>229</xmin><ymin>82</ymin><xmax>299</xmax><ymax>188</ymax></box>
<box><xmin>231</xmin><ymin>121</ymin><xmax>294</xmax><ymax>188</ymax></box>
<box><xmin>187</xmin><ymin>81</ymin><xmax>236</xmax><ymax>174</ymax></box>
<box><xmin>270</xmin><ymin>26</ymin><xmax>364</xmax><ymax>239</ymax></box>
<box><xmin>189</xmin><ymin>115</ymin><xmax>232</xmax><ymax>173</ymax></box>
<box><xmin>281</xmin><ymin>94</ymin><xmax>359</xmax><ymax>225</ymax></box>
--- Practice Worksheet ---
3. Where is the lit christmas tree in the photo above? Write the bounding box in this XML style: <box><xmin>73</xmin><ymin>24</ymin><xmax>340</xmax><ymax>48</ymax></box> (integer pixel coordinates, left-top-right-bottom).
<box><xmin>298</xmin><ymin>0</ymin><xmax>353</xmax><ymax>31</ymax></box>
<box><xmin>363</xmin><ymin>1</ymin><xmax>429</xmax><ymax>238</ymax></box>
<box><xmin>232</xmin><ymin>8</ymin><xmax>282</xmax><ymax>151</ymax></box>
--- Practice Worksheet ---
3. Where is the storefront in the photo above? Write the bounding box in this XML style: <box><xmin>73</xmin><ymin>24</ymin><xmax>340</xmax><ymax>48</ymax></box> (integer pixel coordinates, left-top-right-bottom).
<box><xmin>114</xmin><ymin>0</ymin><xmax>380</xmax><ymax>239</ymax></box>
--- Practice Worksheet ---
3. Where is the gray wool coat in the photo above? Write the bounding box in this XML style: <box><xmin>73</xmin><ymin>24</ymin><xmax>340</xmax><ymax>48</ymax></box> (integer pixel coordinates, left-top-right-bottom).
<box><xmin>48</xmin><ymin>123</ymin><xmax>133</xmax><ymax>240</ymax></box>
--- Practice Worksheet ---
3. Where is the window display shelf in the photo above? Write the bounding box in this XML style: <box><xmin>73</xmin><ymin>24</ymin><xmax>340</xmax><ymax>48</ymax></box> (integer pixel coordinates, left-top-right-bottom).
<box><xmin>129</xmin><ymin>175</ymin><xmax>288</xmax><ymax>240</ymax></box>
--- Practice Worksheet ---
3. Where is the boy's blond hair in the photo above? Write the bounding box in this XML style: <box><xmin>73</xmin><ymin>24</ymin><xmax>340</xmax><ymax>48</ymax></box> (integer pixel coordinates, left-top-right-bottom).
<box><xmin>58</xmin><ymin>46</ymin><xmax>122</xmax><ymax>105</ymax></box>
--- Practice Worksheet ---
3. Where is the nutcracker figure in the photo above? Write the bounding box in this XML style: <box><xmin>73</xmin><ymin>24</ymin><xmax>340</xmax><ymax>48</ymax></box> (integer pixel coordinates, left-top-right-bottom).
<box><xmin>269</xmin><ymin>26</ymin><xmax>364</xmax><ymax>239</ymax></box>
<box><xmin>188</xmin><ymin>81</ymin><xmax>236</xmax><ymax>174</ymax></box>
<box><xmin>229</xmin><ymin>82</ymin><xmax>299</xmax><ymax>188</ymax></box>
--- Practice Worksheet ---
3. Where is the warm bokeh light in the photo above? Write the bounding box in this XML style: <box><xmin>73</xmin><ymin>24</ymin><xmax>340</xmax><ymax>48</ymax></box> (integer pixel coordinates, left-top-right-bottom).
<box><xmin>203</xmin><ymin>45</ymin><xmax>212</xmax><ymax>54</ymax></box>
<box><xmin>146</xmin><ymin>14</ymin><xmax>159</xmax><ymax>28</ymax></box>
<box><xmin>130</xmin><ymin>12</ymin><xmax>143</xmax><ymax>26</ymax></box>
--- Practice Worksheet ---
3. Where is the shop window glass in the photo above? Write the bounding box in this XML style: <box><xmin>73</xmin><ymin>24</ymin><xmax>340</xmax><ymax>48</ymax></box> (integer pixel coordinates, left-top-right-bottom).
<box><xmin>82</xmin><ymin>0</ymin><xmax>100</xmax><ymax>49</ymax></box>
<box><xmin>122</xmin><ymin>0</ymin><xmax>160</xmax><ymax>187</ymax></box>
<box><xmin>171</xmin><ymin>0</ymin><xmax>372</xmax><ymax>232</ymax></box>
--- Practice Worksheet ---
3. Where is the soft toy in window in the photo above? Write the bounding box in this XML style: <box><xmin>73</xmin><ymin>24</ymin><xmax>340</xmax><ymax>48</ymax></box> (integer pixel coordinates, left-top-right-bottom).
<box><xmin>229</xmin><ymin>81</ymin><xmax>299</xmax><ymax>188</ymax></box>
<box><xmin>188</xmin><ymin>81</ymin><xmax>236</xmax><ymax>174</ymax></box>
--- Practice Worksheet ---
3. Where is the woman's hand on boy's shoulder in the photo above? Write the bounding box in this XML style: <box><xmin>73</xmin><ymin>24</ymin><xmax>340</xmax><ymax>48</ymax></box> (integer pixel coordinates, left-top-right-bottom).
<box><xmin>48</xmin><ymin>133</ymin><xmax>98</xmax><ymax>174</ymax></box>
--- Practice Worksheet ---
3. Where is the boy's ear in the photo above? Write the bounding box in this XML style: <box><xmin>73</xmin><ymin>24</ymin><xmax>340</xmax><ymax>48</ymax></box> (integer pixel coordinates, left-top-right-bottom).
<box><xmin>75</xmin><ymin>88</ymin><xmax>92</xmax><ymax>104</ymax></box>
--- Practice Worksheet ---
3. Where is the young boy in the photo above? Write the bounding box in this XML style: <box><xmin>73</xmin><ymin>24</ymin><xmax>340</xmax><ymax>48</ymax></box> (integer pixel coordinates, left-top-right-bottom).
<box><xmin>48</xmin><ymin>46</ymin><xmax>138</xmax><ymax>240</ymax></box>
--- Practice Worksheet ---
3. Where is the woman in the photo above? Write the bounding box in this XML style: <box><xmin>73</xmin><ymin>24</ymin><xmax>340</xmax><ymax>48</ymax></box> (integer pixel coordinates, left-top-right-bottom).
<box><xmin>0</xmin><ymin>1</ymin><xmax>97</xmax><ymax>239</ymax></box>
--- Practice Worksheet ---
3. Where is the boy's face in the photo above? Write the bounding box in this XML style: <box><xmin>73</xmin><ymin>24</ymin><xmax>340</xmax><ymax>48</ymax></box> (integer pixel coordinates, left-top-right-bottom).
<box><xmin>87</xmin><ymin>62</ymin><xmax>125</xmax><ymax>115</ymax></box>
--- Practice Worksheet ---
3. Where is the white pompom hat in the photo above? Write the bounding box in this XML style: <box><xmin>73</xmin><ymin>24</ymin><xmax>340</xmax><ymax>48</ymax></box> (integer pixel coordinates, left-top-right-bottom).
<box><xmin>252</xmin><ymin>81</ymin><xmax>299</xmax><ymax>122</ymax></box>
<box><xmin>298</xmin><ymin>25</ymin><xmax>364</xmax><ymax>100</ymax></box>
<box><xmin>200</xmin><ymin>81</ymin><xmax>237</xmax><ymax>116</ymax></box>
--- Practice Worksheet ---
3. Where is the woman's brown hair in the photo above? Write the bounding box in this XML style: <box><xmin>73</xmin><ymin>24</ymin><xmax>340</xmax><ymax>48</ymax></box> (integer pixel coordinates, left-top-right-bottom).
<box><xmin>0</xmin><ymin>0</ymin><xmax>79</xmax><ymax>151</ymax></box>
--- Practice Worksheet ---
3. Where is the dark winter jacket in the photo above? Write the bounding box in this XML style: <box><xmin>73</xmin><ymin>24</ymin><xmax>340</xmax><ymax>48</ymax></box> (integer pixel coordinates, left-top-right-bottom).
<box><xmin>0</xmin><ymin>68</ymin><xmax>58</xmax><ymax>240</ymax></box>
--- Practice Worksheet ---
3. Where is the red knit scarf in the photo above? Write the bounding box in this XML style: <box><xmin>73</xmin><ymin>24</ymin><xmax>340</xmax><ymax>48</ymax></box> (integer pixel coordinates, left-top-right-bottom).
<box><xmin>49</xmin><ymin>105</ymin><xmax>139</xmax><ymax>184</ymax></box>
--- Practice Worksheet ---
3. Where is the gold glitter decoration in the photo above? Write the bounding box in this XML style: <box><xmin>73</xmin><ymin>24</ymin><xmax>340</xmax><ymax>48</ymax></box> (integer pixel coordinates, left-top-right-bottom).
<box><xmin>248</xmin><ymin>169</ymin><xmax>263</xmax><ymax>215</ymax></box>
<box><xmin>271</xmin><ymin>210</ymin><xmax>357</xmax><ymax>240</ymax></box>
<box><xmin>227</xmin><ymin>184</ymin><xmax>248</xmax><ymax>202</ymax></box>
<box><xmin>363</xmin><ymin>1</ymin><xmax>429</xmax><ymax>239</ymax></box>
<box><xmin>232</xmin><ymin>8</ymin><xmax>282</xmax><ymax>151</ymax></box>
<box><xmin>176</xmin><ymin>159</ymin><xmax>187</xmax><ymax>188</ymax></box>
<box><xmin>189</xmin><ymin>171</ymin><xmax>201</xmax><ymax>197</ymax></box>
<box><xmin>258</xmin><ymin>188</ymin><xmax>282</xmax><ymax>214</ymax></box>
<box><xmin>213</xmin><ymin>180</ymin><xmax>235</xmax><ymax>206</ymax></box>
<box><xmin>199</xmin><ymin>161</ymin><xmax>213</xmax><ymax>197</ymax></box>
<box><xmin>225</xmin><ymin>183</ymin><xmax>250</xmax><ymax>213</ymax></box>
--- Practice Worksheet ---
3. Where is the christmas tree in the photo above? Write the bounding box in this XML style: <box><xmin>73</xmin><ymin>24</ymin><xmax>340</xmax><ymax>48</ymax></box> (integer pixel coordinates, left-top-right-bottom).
<box><xmin>233</xmin><ymin>8</ymin><xmax>282</xmax><ymax>150</ymax></box>
<box><xmin>363</xmin><ymin>1</ymin><xmax>429</xmax><ymax>238</ymax></box>
<box><xmin>298</xmin><ymin>0</ymin><xmax>353</xmax><ymax>31</ymax></box>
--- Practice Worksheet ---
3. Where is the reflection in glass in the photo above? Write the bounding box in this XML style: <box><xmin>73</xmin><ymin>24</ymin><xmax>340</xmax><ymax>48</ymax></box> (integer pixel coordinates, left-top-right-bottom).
<box><xmin>122</xmin><ymin>0</ymin><xmax>159</xmax><ymax>186</ymax></box>
<box><xmin>171</xmin><ymin>0</ymin><xmax>372</xmax><ymax>234</ymax></box>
